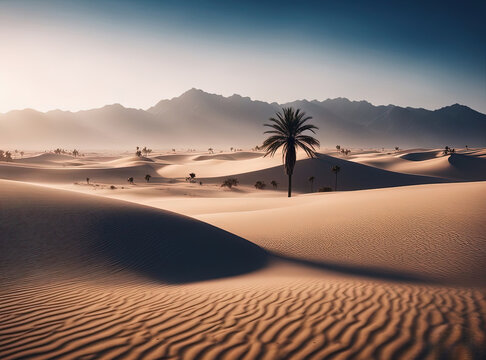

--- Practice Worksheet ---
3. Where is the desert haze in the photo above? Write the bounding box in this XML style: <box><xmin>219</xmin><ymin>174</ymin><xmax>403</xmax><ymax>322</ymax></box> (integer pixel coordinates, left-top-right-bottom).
<box><xmin>1</xmin><ymin>89</ymin><xmax>486</xmax><ymax>149</ymax></box>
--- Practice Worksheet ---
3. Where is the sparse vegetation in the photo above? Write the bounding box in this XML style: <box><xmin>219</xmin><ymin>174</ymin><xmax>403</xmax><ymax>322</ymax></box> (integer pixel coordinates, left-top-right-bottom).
<box><xmin>186</xmin><ymin>173</ymin><xmax>197</xmax><ymax>183</ymax></box>
<box><xmin>336</xmin><ymin>145</ymin><xmax>340</xmax><ymax>153</ymax></box>
<box><xmin>110</xmin><ymin>185</ymin><xmax>116</xmax><ymax>190</ymax></box>
<box><xmin>308</xmin><ymin>176</ymin><xmax>315</xmax><ymax>192</ymax></box>
<box><xmin>318</xmin><ymin>186</ymin><xmax>333</xmax><ymax>192</ymax></box>
<box><xmin>331</xmin><ymin>165</ymin><xmax>341</xmax><ymax>191</ymax></box>
<box><xmin>145</xmin><ymin>174</ymin><xmax>151</xmax><ymax>182</ymax></box>
<box><xmin>86</xmin><ymin>177</ymin><xmax>90</xmax><ymax>184</ymax></box>
<box><xmin>443</xmin><ymin>146</ymin><xmax>455</xmax><ymax>155</ymax></box>
<box><xmin>254</xmin><ymin>181</ymin><xmax>266</xmax><ymax>190</ymax></box>
<box><xmin>271</xmin><ymin>180</ymin><xmax>278</xmax><ymax>189</ymax></box>
<box><xmin>72</xmin><ymin>149</ymin><xmax>79</xmax><ymax>157</ymax></box>
<box><xmin>262</xmin><ymin>107</ymin><xmax>319</xmax><ymax>197</ymax></box>
<box><xmin>221</xmin><ymin>178</ymin><xmax>239</xmax><ymax>189</ymax></box>
<box><xmin>127</xmin><ymin>177</ymin><xmax>134</xmax><ymax>184</ymax></box>
<box><xmin>142</xmin><ymin>147</ymin><xmax>152</xmax><ymax>157</ymax></box>
<box><xmin>0</xmin><ymin>150</ymin><xmax>12</xmax><ymax>162</ymax></box>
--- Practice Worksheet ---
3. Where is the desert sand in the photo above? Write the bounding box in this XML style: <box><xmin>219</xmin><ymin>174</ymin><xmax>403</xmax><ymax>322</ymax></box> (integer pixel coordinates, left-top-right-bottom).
<box><xmin>1</xmin><ymin>148</ymin><xmax>486</xmax><ymax>359</ymax></box>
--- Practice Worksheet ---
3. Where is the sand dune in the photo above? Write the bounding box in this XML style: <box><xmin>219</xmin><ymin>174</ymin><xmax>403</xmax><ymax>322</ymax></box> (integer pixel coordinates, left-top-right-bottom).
<box><xmin>354</xmin><ymin>151</ymin><xmax>486</xmax><ymax>181</ymax></box>
<box><xmin>0</xmin><ymin>180</ymin><xmax>266</xmax><ymax>285</ymax></box>
<box><xmin>199</xmin><ymin>153</ymin><xmax>450</xmax><ymax>192</ymax></box>
<box><xmin>195</xmin><ymin>182</ymin><xmax>486</xmax><ymax>286</ymax></box>
<box><xmin>1</xmin><ymin>150</ymin><xmax>486</xmax><ymax>359</ymax></box>
<box><xmin>194</xmin><ymin>152</ymin><xmax>263</xmax><ymax>161</ymax></box>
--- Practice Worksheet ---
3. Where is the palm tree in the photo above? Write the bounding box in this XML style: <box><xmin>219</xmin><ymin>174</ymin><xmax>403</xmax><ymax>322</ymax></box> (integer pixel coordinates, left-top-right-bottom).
<box><xmin>271</xmin><ymin>180</ymin><xmax>278</xmax><ymax>189</ymax></box>
<box><xmin>336</xmin><ymin>145</ymin><xmax>340</xmax><ymax>153</ymax></box>
<box><xmin>331</xmin><ymin>165</ymin><xmax>340</xmax><ymax>191</ymax></box>
<box><xmin>145</xmin><ymin>174</ymin><xmax>151</xmax><ymax>182</ymax></box>
<box><xmin>308</xmin><ymin>176</ymin><xmax>315</xmax><ymax>193</ymax></box>
<box><xmin>262</xmin><ymin>107</ymin><xmax>319</xmax><ymax>197</ymax></box>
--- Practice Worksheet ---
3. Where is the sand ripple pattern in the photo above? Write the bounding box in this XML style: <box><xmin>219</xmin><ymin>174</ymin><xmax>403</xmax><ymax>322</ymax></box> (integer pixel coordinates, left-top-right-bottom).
<box><xmin>1</xmin><ymin>274</ymin><xmax>485</xmax><ymax>360</ymax></box>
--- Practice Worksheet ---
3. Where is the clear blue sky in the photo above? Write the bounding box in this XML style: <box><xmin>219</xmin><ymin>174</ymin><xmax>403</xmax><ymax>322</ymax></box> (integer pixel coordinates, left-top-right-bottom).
<box><xmin>1</xmin><ymin>0</ymin><xmax>485</xmax><ymax>113</ymax></box>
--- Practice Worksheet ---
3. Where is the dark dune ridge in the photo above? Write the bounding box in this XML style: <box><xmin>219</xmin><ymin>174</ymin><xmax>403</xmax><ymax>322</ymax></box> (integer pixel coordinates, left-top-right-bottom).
<box><xmin>200</xmin><ymin>153</ymin><xmax>452</xmax><ymax>192</ymax></box>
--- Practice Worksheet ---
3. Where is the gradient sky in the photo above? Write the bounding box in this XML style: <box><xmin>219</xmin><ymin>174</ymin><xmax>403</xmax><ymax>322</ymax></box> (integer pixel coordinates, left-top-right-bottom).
<box><xmin>1</xmin><ymin>0</ymin><xmax>485</xmax><ymax>113</ymax></box>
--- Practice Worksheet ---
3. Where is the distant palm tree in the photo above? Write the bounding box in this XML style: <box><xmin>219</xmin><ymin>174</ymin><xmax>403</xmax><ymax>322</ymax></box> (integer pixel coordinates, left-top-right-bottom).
<box><xmin>308</xmin><ymin>176</ymin><xmax>315</xmax><ymax>192</ymax></box>
<box><xmin>145</xmin><ymin>174</ymin><xmax>151</xmax><ymax>182</ymax></box>
<box><xmin>336</xmin><ymin>145</ymin><xmax>340</xmax><ymax>153</ymax></box>
<box><xmin>262</xmin><ymin>107</ymin><xmax>319</xmax><ymax>197</ymax></box>
<box><xmin>331</xmin><ymin>165</ymin><xmax>341</xmax><ymax>191</ymax></box>
<box><xmin>270</xmin><ymin>180</ymin><xmax>278</xmax><ymax>189</ymax></box>
<box><xmin>127</xmin><ymin>177</ymin><xmax>134</xmax><ymax>184</ymax></box>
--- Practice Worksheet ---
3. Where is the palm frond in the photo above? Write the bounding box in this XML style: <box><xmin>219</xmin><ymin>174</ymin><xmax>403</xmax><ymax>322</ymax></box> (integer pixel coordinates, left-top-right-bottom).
<box><xmin>263</xmin><ymin>106</ymin><xmax>319</xmax><ymax>175</ymax></box>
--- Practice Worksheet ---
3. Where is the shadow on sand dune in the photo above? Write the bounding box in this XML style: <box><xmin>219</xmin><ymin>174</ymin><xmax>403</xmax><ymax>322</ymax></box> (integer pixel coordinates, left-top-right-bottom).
<box><xmin>273</xmin><ymin>253</ymin><xmax>435</xmax><ymax>284</ymax></box>
<box><xmin>95</xmin><ymin>210</ymin><xmax>269</xmax><ymax>283</ymax></box>
<box><xmin>0</xmin><ymin>181</ymin><xmax>268</xmax><ymax>284</ymax></box>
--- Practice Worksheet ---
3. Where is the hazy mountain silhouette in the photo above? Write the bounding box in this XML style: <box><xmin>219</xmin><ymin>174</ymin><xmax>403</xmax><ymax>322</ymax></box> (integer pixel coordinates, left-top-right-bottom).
<box><xmin>1</xmin><ymin>88</ymin><xmax>485</xmax><ymax>149</ymax></box>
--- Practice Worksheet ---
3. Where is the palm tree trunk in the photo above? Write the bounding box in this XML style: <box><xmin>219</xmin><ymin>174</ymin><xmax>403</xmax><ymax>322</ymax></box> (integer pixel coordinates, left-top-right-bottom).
<box><xmin>288</xmin><ymin>173</ymin><xmax>292</xmax><ymax>197</ymax></box>
<box><xmin>335</xmin><ymin>173</ymin><xmax>338</xmax><ymax>191</ymax></box>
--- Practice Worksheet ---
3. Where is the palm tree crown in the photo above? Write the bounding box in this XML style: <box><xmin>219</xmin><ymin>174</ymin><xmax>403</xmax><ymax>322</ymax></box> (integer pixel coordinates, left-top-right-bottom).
<box><xmin>262</xmin><ymin>107</ymin><xmax>319</xmax><ymax>197</ymax></box>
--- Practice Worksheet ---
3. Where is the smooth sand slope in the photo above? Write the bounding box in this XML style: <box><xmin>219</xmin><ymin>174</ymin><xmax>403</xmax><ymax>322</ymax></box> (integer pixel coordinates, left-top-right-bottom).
<box><xmin>352</xmin><ymin>149</ymin><xmax>486</xmax><ymax>181</ymax></box>
<box><xmin>1</xmin><ymin>180</ymin><xmax>486</xmax><ymax>359</ymax></box>
<box><xmin>195</xmin><ymin>182</ymin><xmax>486</xmax><ymax>286</ymax></box>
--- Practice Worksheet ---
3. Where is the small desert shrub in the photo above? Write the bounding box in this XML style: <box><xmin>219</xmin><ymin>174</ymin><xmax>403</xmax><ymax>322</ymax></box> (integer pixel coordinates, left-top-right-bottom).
<box><xmin>318</xmin><ymin>186</ymin><xmax>333</xmax><ymax>192</ymax></box>
<box><xmin>110</xmin><ymin>185</ymin><xmax>116</xmax><ymax>190</ymax></box>
<box><xmin>254</xmin><ymin>181</ymin><xmax>266</xmax><ymax>190</ymax></box>
<box><xmin>221</xmin><ymin>178</ymin><xmax>239</xmax><ymax>189</ymax></box>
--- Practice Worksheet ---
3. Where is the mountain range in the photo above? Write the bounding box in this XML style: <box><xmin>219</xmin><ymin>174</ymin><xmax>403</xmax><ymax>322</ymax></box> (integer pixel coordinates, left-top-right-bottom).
<box><xmin>1</xmin><ymin>88</ymin><xmax>485</xmax><ymax>149</ymax></box>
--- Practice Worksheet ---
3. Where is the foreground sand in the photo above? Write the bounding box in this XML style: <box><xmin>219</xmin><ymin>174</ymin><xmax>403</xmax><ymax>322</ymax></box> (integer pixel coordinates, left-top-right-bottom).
<box><xmin>1</xmin><ymin>149</ymin><xmax>486</xmax><ymax>359</ymax></box>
